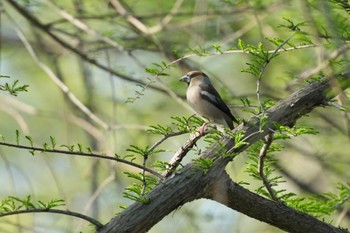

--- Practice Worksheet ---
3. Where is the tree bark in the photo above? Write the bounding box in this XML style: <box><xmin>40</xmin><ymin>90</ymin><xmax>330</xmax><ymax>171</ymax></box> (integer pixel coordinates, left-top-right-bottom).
<box><xmin>98</xmin><ymin>74</ymin><xmax>350</xmax><ymax>233</ymax></box>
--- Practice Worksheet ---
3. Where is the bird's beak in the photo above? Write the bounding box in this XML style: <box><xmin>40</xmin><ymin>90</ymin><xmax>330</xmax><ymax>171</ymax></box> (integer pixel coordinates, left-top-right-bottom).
<box><xmin>179</xmin><ymin>75</ymin><xmax>190</xmax><ymax>84</ymax></box>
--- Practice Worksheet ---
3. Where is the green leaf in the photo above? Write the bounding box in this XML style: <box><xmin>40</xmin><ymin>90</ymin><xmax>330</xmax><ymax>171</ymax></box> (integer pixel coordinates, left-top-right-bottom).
<box><xmin>25</xmin><ymin>135</ymin><xmax>34</xmax><ymax>147</ymax></box>
<box><xmin>212</xmin><ymin>44</ymin><xmax>223</xmax><ymax>53</ymax></box>
<box><xmin>278</xmin><ymin>18</ymin><xmax>306</xmax><ymax>32</ymax></box>
<box><xmin>61</xmin><ymin>144</ymin><xmax>75</xmax><ymax>152</ymax></box>
<box><xmin>147</xmin><ymin>124</ymin><xmax>173</xmax><ymax>135</ymax></box>
<box><xmin>77</xmin><ymin>143</ymin><xmax>83</xmax><ymax>152</ymax></box>
<box><xmin>192</xmin><ymin>158</ymin><xmax>214</xmax><ymax>174</ymax></box>
<box><xmin>15</xmin><ymin>130</ymin><xmax>20</xmax><ymax>145</ymax></box>
<box><xmin>238</xmin><ymin>39</ymin><xmax>245</xmax><ymax>50</ymax></box>
<box><xmin>189</xmin><ymin>46</ymin><xmax>208</xmax><ymax>56</ymax></box>
<box><xmin>50</xmin><ymin>136</ymin><xmax>56</xmax><ymax>149</ymax></box>
<box><xmin>0</xmin><ymin>78</ymin><xmax>29</xmax><ymax>96</ymax></box>
<box><xmin>86</xmin><ymin>146</ymin><xmax>92</xmax><ymax>153</ymax></box>
<box><xmin>152</xmin><ymin>160</ymin><xmax>169</xmax><ymax>172</ymax></box>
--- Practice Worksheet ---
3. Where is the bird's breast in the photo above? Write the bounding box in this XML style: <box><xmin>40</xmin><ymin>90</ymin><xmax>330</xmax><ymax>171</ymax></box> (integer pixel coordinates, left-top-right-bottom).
<box><xmin>186</xmin><ymin>86</ymin><xmax>201</xmax><ymax>106</ymax></box>
<box><xmin>186</xmin><ymin>85</ymin><xmax>222</xmax><ymax>120</ymax></box>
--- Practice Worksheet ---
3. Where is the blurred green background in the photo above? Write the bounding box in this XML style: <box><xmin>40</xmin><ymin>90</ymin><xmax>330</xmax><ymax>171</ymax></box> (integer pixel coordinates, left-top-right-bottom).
<box><xmin>1</xmin><ymin>0</ymin><xmax>350</xmax><ymax>232</ymax></box>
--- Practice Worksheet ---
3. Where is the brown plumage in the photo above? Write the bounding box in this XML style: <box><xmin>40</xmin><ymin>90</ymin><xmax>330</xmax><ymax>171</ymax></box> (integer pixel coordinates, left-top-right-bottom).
<box><xmin>180</xmin><ymin>71</ymin><xmax>238</xmax><ymax>129</ymax></box>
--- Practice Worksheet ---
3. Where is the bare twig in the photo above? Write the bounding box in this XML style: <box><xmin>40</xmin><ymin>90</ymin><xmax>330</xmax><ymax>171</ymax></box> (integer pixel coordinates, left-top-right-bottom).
<box><xmin>256</xmin><ymin>33</ymin><xmax>295</xmax><ymax>115</ymax></box>
<box><xmin>43</xmin><ymin>0</ymin><xmax>123</xmax><ymax>50</ymax></box>
<box><xmin>109</xmin><ymin>0</ymin><xmax>185</xmax><ymax>35</ymax></box>
<box><xmin>148</xmin><ymin>131</ymin><xmax>188</xmax><ymax>155</ymax></box>
<box><xmin>165</xmin><ymin>43</ymin><xmax>321</xmax><ymax>86</ymax></box>
<box><xmin>109</xmin><ymin>0</ymin><xmax>150</xmax><ymax>34</ymax></box>
<box><xmin>299</xmin><ymin>44</ymin><xmax>350</xmax><ymax>79</ymax></box>
<box><xmin>141</xmin><ymin>154</ymin><xmax>148</xmax><ymax>196</ymax></box>
<box><xmin>76</xmin><ymin>173</ymin><xmax>116</xmax><ymax>232</ymax></box>
<box><xmin>151</xmin><ymin>0</ymin><xmax>184</xmax><ymax>33</ymax></box>
<box><xmin>162</xmin><ymin>131</ymin><xmax>203</xmax><ymax>178</ymax></box>
<box><xmin>258</xmin><ymin>133</ymin><xmax>278</xmax><ymax>201</ymax></box>
<box><xmin>0</xmin><ymin>106</ymin><xmax>30</xmax><ymax>134</ymax></box>
<box><xmin>141</xmin><ymin>130</ymin><xmax>188</xmax><ymax>193</ymax></box>
<box><xmin>9</xmin><ymin>18</ymin><xmax>110</xmax><ymax>129</ymax></box>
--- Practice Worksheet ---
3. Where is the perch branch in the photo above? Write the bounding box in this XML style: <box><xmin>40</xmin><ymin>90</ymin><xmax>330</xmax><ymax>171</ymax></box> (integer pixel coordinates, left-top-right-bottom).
<box><xmin>99</xmin><ymin>73</ymin><xmax>350</xmax><ymax>233</ymax></box>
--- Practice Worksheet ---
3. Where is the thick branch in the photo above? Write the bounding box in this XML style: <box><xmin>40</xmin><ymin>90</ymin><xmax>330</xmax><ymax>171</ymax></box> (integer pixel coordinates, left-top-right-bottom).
<box><xmin>213</xmin><ymin>171</ymin><xmax>347</xmax><ymax>233</ymax></box>
<box><xmin>98</xmin><ymin>74</ymin><xmax>350</xmax><ymax>233</ymax></box>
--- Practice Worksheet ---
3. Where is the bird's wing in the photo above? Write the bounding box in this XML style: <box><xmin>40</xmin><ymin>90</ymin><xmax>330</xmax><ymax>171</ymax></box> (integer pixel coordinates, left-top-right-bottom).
<box><xmin>199</xmin><ymin>84</ymin><xmax>239</xmax><ymax>123</ymax></box>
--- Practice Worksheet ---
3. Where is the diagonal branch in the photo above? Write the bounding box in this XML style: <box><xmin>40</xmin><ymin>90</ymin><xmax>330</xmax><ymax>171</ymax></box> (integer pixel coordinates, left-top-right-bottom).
<box><xmin>43</xmin><ymin>0</ymin><xmax>124</xmax><ymax>50</ymax></box>
<box><xmin>110</xmin><ymin>0</ymin><xmax>184</xmax><ymax>35</ymax></box>
<box><xmin>98</xmin><ymin>72</ymin><xmax>350</xmax><ymax>233</ymax></box>
<box><xmin>213</xmin><ymin>171</ymin><xmax>346</xmax><ymax>233</ymax></box>
<box><xmin>162</xmin><ymin>130</ymin><xmax>203</xmax><ymax>178</ymax></box>
<box><xmin>13</xmin><ymin>23</ymin><xmax>109</xmax><ymax>130</ymax></box>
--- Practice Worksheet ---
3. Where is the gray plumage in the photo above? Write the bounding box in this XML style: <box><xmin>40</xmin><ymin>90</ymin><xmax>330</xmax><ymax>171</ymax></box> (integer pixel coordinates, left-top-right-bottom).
<box><xmin>180</xmin><ymin>71</ymin><xmax>238</xmax><ymax>129</ymax></box>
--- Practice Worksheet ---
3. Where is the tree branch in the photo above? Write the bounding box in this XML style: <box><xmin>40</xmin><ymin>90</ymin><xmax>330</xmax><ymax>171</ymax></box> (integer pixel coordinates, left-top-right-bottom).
<box><xmin>258</xmin><ymin>133</ymin><xmax>277</xmax><ymax>201</ymax></box>
<box><xmin>0</xmin><ymin>141</ymin><xmax>161</xmax><ymax>178</ymax></box>
<box><xmin>98</xmin><ymin>73</ymin><xmax>350</xmax><ymax>233</ymax></box>
<box><xmin>213</xmin><ymin>171</ymin><xmax>347</xmax><ymax>233</ymax></box>
<box><xmin>162</xmin><ymin>130</ymin><xmax>203</xmax><ymax>178</ymax></box>
<box><xmin>0</xmin><ymin>208</ymin><xmax>103</xmax><ymax>229</ymax></box>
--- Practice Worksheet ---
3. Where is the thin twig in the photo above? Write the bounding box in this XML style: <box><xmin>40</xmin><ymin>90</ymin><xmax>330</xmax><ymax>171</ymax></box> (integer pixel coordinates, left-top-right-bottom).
<box><xmin>110</xmin><ymin>0</ymin><xmax>186</xmax><ymax>35</ymax></box>
<box><xmin>141</xmin><ymin>130</ymin><xmax>188</xmax><ymax>193</ymax></box>
<box><xmin>0</xmin><ymin>208</ymin><xmax>103</xmax><ymax>229</ymax></box>
<box><xmin>162</xmin><ymin>131</ymin><xmax>203</xmax><ymax>178</ymax></box>
<box><xmin>76</xmin><ymin>174</ymin><xmax>116</xmax><ymax>232</ymax></box>
<box><xmin>9</xmin><ymin>17</ymin><xmax>110</xmax><ymax>130</ymax></box>
<box><xmin>43</xmin><ymin>0</ymin><xmax>123</xmax><ymax>50</ymax></box>
<box><xmin>141</xmin><ymin>154</ymin><xmax>148</xmax><ymax>195</ymax></box>
<box><xmin>109</xmin><ymin>0</ymin><xmax>185</xmax><ymax>35</ymax></box>
<box><xmin>299</xmin><ymin>43</ymin><xmax>350</xmax><ymax>79</ymax></box>
<box><xmin>257</xmin><ymin>33</ymin><xmax>296</xmax><ymax>115</ymax></box>
<box><xmin>148</xmin><ymin>131</ymin><xmax>188</xmax><ymax>155</ymax></box>
<box><xmin>258</xmin><ymin>133</ymin><xmax>278</xmax><ymax>201</ymax></box>
<box><xmin>153</xmin><ymin>0</ymin><xmax>184</xmax><ymax>33</ymax></box>
<box><xmin>0</xmin><ymin>141</ymin><xmax>161</xmax><ymax>178</ymax></box>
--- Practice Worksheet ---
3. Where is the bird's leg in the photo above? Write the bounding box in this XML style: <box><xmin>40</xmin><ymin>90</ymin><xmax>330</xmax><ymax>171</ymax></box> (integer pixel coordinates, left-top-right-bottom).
<box><xmin>198</xmin><ymin>122</ymin><xmax>209</xmax><ymax>135</ymax></box>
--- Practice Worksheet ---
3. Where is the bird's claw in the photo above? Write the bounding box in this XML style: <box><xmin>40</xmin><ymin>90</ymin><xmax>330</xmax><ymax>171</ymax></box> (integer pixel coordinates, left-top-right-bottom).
<box><xmin>197</xmin><ymin>122</ymin><xmax>209</xmax><ymax>135</ymax></box>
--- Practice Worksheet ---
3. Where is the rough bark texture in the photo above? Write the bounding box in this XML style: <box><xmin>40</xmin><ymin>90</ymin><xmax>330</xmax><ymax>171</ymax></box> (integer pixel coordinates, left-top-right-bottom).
<box><xmin>215</xmin><ymin>172</ymin><xmax>347</xmax><ymax>233</ymax></box>
<box><xmin>98</xmin><ymin>74</ymin><xmax>350</xmax><ymax>233</ymax></box>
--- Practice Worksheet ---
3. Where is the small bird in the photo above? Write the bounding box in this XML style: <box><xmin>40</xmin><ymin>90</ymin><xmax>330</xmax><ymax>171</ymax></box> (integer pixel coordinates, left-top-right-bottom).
<box><xmin>179</xmin><ymin>70</ymin><xmax>239</xmax><ymax>130</ymax></box>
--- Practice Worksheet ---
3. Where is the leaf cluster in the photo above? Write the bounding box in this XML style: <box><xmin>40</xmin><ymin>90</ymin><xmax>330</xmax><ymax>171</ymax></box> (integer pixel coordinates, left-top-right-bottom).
<box><xmin>243</xmin><ymin>123</ymin><xmax>350</xmax><ymax>218</ymax></box>
<box><xmin>240</xmin><ymin>98</ymin><xmax>275</xmax><ymax>116</ymax></box>
<box><xmin>192</xmin><ymin>158</ymin><xmax>214</xmax><ymax>174</ymax></box>
<box><xmin>123</xmin><ymin>172</ymin><xmax>159</xmax><ymax>204</ymax></box>
<box><xmin>245</xmin><ymin>140</ymin><xmax>284</xmax><ymax>198</ymax></box>
<box><xmin>0</xmin><ymin>195</ymin><xmax>64</xmax><ymax>213</ymax></box>
<box><xmin>145</xmin><ymin>61</ymin><xmax>170</xmax><ymax>76</ymax></box>
<box><xmin>0</xmin><ymin>76</ymin><xmax>29</xmax><ymax>96</ymax></box>
<box><xmin>148</xmin><ymin>115</ymin><xmax>204</xmax><ymax>135</ymax></box>
<box><xmin>238</xmin><ymin>39</ymin><xmax>274</xmax><ymax>78</ymax></box>
<box><xmin>287</xmin><ymin>184</ymin><xmax>350</xmax><ymax>217</ymax></box>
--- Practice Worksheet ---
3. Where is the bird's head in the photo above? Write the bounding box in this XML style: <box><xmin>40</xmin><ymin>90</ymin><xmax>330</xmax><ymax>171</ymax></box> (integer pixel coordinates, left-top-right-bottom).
<box><xmin>179</xmin><ymin>71</ymin><xmax>211</xmax><ymax>86</ymax></box>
